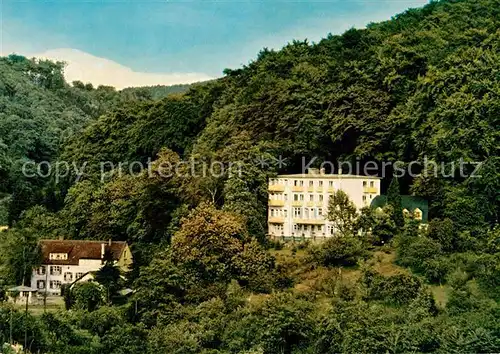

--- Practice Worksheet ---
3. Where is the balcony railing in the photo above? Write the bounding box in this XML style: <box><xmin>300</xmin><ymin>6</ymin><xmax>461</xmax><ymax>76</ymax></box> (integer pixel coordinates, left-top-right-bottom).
<box><xmin>268</xmin><ymin>185</ymin><xmax>285</xmax><ymax>192</ymax></box>
<box><xmin>268</xmin><ymin>217</ymin><xmax>285</xmax><ymax>224</ymax></box>
<box><xmin>294</xmin><ymin>218</ymin><xmax>325</xmax><ymax>225</ymax></box>
<box><xmin>291</xmin><ymin>186</ymin><xmax>305</xmax><ymax>192</ymax></box>
<box><xmin>269</xmin><ymin>200</ymin><xmax>285</xmax><ymax>207</ymax></box>
<box><xmin>363</xmin><ymin>187</ymin><xmax>378</xmax><ymax>194</ymax></box>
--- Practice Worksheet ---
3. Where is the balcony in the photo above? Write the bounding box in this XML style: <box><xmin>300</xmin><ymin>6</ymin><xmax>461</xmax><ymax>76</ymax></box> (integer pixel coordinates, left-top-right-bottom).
<box><xmin>363</xmin><ymin>187</ymin><xmax>378</xmax><ymax>194</ymax></box>
<box><xmin>327</xmin><ymin>187</ymin><xmax>335</xmax><ymax>193</ymax></box>
<box><xmin>269</xmin><ymin>217</ymin><xmax>285</xmax><ymax>224</ymax></box>
<box><xmin>291</xmin><ymin>186</ymin><xmax>305</xmax><ymax>192</ymax></box>
<box><xmin>269</xmin><ymin>200</ymin><xmax>285</xmax><ymax>207</ymax></box>
<box><xmin>306</xmin><ymin>202</ymin><xmax>315</xmax><ymax>207</ymax></box>
<box><xmin>292</xmin><ymin>201</ymin><xmax>303</xmax><ymax>207</ymax></box>
<box><xmin>316</xmin><ymin>187</ymin><xmax>324</xmax><ymax>193</ymax></box>
<box><xmin>268</xmin><ymin>185</ymin><xmax>285</xmax><ymax>192</ymax></box>
<box><xmin>294</xmin><ymin>219</ymin><xmax>325</xmax><ymax>225</ymax></box>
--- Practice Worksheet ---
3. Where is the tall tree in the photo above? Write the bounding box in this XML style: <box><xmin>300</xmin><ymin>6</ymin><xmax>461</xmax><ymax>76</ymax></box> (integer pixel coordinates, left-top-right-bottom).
<box><xmin>327</xmin><ymin>190</ymin><xmax>358</xmax><ymax>236</ymax></box>
<box><xmin>387</xmin><ymin>177</ymin><xmax>404</xmax><ymax>227</ymax></box>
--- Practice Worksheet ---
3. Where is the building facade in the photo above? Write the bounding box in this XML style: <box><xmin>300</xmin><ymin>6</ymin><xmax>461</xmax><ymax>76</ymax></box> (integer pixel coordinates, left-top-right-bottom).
<box><xmin>31</xmin><ymin>240</ymin><xmax>132</xmax><ymax>296</ymax></box>
<box><xmin>268</xmin><ymin>169</ymin><xmax>381</xmax><ymax>240</ymax></box>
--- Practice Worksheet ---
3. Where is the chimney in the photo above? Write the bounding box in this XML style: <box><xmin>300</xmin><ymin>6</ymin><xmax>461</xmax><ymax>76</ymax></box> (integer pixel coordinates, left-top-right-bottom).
<box><xmin>320</xmin><ymin>168</ymin><xmax>325</xmax><ymax>175</ymax></box>
<box><xmin>108</xmin><ymin>239</ymin><xmax>112</xmax><ymax>246</ymax></box>
<box><xmin>101</xmin><ymin>243</ymin><xmax>105</xmax><ymax>259</ymax></box>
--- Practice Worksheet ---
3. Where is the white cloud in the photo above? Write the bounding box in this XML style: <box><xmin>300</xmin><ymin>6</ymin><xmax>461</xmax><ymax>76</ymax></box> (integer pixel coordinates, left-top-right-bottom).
<box><xmin>21</xmin><ymin>48</ymin><xmax>214</xmax><ymax>89</ymax></box>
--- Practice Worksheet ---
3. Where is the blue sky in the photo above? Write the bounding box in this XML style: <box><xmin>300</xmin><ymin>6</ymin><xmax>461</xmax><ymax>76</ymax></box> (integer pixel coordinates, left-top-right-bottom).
<box><xmin>1</xmin><ymin>0</ymin><xmax>429</xmax><ymax>79</ymax></box>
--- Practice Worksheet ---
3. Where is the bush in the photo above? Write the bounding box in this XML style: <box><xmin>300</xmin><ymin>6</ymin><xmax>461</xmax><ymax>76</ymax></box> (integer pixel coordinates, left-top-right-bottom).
<box><xmin>422</xmin><ymin>257</ymin><xmax>450</xmax><ymax>284</ymax></box>
<box><xmin>396</xmin><ymin>235</ymin><xmax>442</xmax><ymax>273</ymax></box>
<box><xmin>308</xmin><ymin>235</ymin><xmax>365</xmax><ymax>267</ymax></box>
<box><xmin>364</xmin><ymin>272</ymin><xmax>424</xmax><ymax>305</ymax></box>
<box><xmin>71</xmin><ymin>282</ymin><xmax>105</xmax><ymax>312</ymax></box>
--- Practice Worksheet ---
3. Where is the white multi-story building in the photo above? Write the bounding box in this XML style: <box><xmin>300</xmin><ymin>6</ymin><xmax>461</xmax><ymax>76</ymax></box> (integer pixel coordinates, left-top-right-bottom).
<box><xmin>31</xmin><ymin>240</ymin><xmax>132</xmax><ymax>296</ymax></box>
<box><xmin>268</xmin><ymin>169</ymin><xmax>381</xmax><ymax>240</ymax></box>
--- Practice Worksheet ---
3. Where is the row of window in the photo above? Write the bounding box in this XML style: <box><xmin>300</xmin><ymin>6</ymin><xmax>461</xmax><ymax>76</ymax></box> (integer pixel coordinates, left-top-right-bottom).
<box><xmin>49</xmin><ymin>253</ymin><xmax>68</xmax><ymax>260</ymax></box>
<box><xmin>36</xmin><ymin>273</ymin><xmax>85</xmax><ymax>290</ymax></box>
<box><xmin>269</xmin><ymin>192</ymin><xmax>326</xmax><ymax>202</ymax></box>
<box><xmin>293</xmin><ymin>224</ymin><xmax>336</xmax><ymax>235</ymax></box>
<box><xmin>270</xmin><ymin>179</ymin><xmax>376</xmax><ymax>188</ymax></box>
<box><xmin>362</xmin><ymin>194</ymin><xmax>374</xmax><ymax>202</ymax></box>
<box><xmin>37</xmin><ymin>280</ymin><xmax>62</xmax><ymax>290</ymax></box>
<box><xmin>36</xmin><ymin>266</ymin><xmax>84</xmax><ymax>279</ymax></box>
<box><xmin>293</xmin><ymin>207</ymin><xmax>324</xmax><ymax>219</ymax></box>
<box><xmin>269</xmin><ymin>224</ymin><xmax>339</xmax><ymax>236</ymax></box>
<box><xmin>270</xmin><ymin>208</ymin><xmax>288</xmax><ymax>217</ymax></box>
<box><xmin>270</xmin><ymin>207</ymin><xmax>325</xmax><ymax>219</ymax></box>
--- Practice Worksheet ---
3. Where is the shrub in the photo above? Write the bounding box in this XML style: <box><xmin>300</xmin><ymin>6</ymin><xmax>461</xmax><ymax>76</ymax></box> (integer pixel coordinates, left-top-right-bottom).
<box><xmin>364</xmin><ymin>272</ymin><xmax>424</xmax><ymax>305</ymax></box>
<box><xmin>308</xmin><ymin>235</ymin><xmax>365</xmax><ymax>267</ymax></box>
<box><xmin>71</xmin><ymin>281</ymin><xmax>105</xmax><ymax>312</ymax></box>
<box><xmin>422</xmin><ymin>257</ymin><xmax>450</xmax><ymax>284</ymax></box>
<box><xmin>396</xmin><ymin>236</ymin><xmax>442</xmax><ymax>273</ymax></box>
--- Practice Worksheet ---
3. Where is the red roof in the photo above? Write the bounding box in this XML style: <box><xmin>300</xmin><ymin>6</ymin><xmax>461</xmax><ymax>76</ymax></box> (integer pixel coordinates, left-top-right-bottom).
<box><xmin>39</xmin><ymin>240</ymin><xmax>127</xmax><ymax>265</ymax></box>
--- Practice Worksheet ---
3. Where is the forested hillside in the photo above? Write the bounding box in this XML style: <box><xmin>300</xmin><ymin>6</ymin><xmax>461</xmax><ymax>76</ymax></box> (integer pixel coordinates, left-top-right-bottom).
<box><xmin>0</xmin><ymin>56</ymin><xmax>192</xmax><ymax>224</ymax></box>
<box><xmin>0</xmin><ymin>0</ymin><xmax>499</xmax><ymax>353</ymax></box>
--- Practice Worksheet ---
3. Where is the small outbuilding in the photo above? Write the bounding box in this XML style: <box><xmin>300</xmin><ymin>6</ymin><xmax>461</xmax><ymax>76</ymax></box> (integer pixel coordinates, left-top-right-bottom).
<box><xmin>7</xmin><ymin>285</ymin><xmax>38</xmax><ymax>304</ymax></box>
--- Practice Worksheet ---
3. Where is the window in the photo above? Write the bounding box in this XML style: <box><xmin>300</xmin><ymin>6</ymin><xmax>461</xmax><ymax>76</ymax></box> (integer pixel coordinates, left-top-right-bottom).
<box><xmin>299</xmin><ymin>180</ymin><xmax>304</xmax><ymax>186</ymax></box>
<box><xmin>293</xmin><ymin>194</ymin><xmax>298</xmax><ymax>201</ymax></box>
<box><xmin>309</xmin><ymin>194</ymin><xmax>314</xmax><ymax>201</ymax></box>
<box><xmin>50</xmin><ymin>280</ymin><xmax>62</xmax><ymax>289</ymax></box>
<box><xmin>64</xmin><ymin>272</ymin><xmax>73</xmax><ymax>282</ymax></box>
<box><xmin>363</xmin><ymin>181</ymin><xmax>367</xmax><ymax>187</ymax></box>
<box><xmin>49</xmin><ymin>253</ymin><xmax>68</xmax><ymax>260</ymax></box>
<box><xmin>319</xmin><ymin>195</ymin><xmax>324</xmax><ymax>202</ymax></box>
<box><xmin>294</xmin><ymin>180</ymin><xmax>299</xmax><ymax>186</ymax></box>
<box><xmin>37</xmin><ymin>280</ymin><xmax>45</xmax><ymax>289</ymax></box>
<box><xmin>284</xmin><ymin>194</ymin><xmax>288</xmax><ymax>201</ymax></box>
<box><xmin>293</xmin><ymin>207</ymin><xmax>302</xmax><ymax>218</ymax></box>
<box><xmin>299</xmin><ymin>194</ymin><xmax>304</xmax><ymax>201</ymax></box>
<box><xmin>293</xmin><ymin>224</ymin><xmax>299</xmax><ymax>231</ymax></box>
<box><xmin>318</xmin><ymin>208</ymin><xmax>323</xmax><ymax>216</ymax></box>
<box><xmin>319</xmin><ymin>181</ymin><xmax>323</xmax><ymax>187</ymax></box>
<box><xmin>270</xmin><ymin>208</ymin><xmax>275</xmax><ymax>217</ymax></box>
<box><xmin>362</xmin><ymin>195</ymin><xmax>367</xmax><ymax>202</ymax></box>
<box><xmin>370</xmin><ymin>181</ymin><xmax>374</xmax><ymax>187</ymax></box>
<box><xmin>304</xmin><ymin>208</ymin><xmax>309</xmax><ymax>219</ymax></box>
<box><xmin>283</xmin><ymin>209</ymin><xmax>288</xmax><ymax>217</ymax></box>
<box><xmin>329</xmin><ymin>181</ymin><xmax>334</xmax><ymax>187</ymax></box>
<box><xmin>37</xmin><ymin>266</ymin><xmax>46</xmax><ymax>275</ymax></box>
<box><xmin>50</xmin><ymin>266</ymin><xmax>62</xmax><ymax>276</ymax></box>
<box><xmin>309</xmin><ymin>181</ymin><xmax>314</xmax><ymax>187</ymax></box>
<box><xmin>76</xmin><ymin>272</ymin><xmax>85</xmax><ymax>279</ymax></box>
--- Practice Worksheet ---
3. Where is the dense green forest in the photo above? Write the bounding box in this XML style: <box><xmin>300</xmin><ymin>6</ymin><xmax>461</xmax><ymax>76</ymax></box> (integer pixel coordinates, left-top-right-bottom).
<box><xmin>1</xmin><ymin>0</ymin><xmax>500</xmax><ymax>352</ymax></box>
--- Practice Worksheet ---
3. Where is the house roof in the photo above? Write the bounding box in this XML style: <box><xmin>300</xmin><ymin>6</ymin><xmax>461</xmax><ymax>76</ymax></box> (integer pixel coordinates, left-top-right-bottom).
<box><xmin>8</xmin><ymin>285</ymin><xmax>38</xmax><ymax>292</ymax></box>
<box><xmin>370</xmin><ymin>195</ymin><xmax>429</xmax><ymax>222</ymax></box>
<box><xmin>39</xmin><ymin>240</ymin><xmax>128</xmax><ymax>265</ymax></box>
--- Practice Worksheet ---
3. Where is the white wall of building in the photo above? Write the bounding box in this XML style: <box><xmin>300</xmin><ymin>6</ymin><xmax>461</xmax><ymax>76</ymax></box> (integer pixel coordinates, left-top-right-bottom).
<box><xmin>268</xmin><ymin>173</ymin><xmax>381</xmax><ymax>239</ymax></box>
<box><xmin>31</xmin><ymin>259</ymin><xmax>103</xmax><ymax>296</ymax></box>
